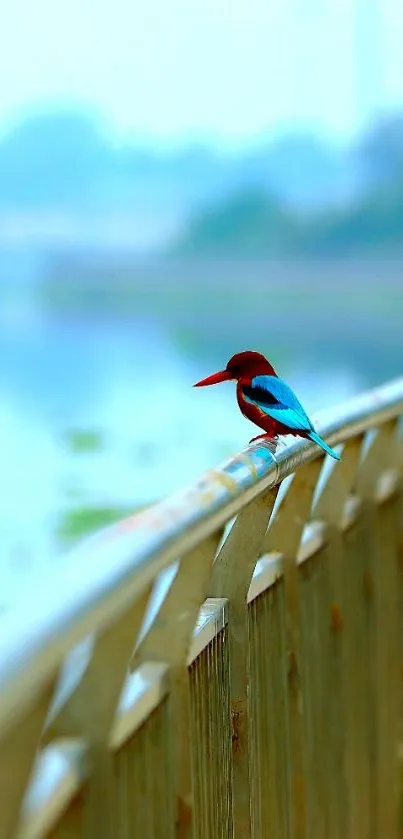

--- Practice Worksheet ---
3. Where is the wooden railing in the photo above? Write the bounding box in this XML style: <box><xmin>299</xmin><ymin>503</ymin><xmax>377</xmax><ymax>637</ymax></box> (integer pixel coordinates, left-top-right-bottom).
<box><xmin>0</xmin><ymin>377</ymin><xmax>403</xmax><ymax>839</ymax></box>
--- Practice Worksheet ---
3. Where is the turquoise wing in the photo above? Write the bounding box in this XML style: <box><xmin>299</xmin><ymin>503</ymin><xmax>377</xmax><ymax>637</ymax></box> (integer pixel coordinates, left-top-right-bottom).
<box><xmin>241</xmin><ymin>375</ymin><xmax>314</xmax><ymax>432</ymax></box>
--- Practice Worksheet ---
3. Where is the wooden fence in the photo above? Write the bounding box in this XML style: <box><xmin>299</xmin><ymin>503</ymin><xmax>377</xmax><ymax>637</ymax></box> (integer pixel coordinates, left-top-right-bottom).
<box><xmin>0</xmin><ymin>377</ymin><xmax>402</xmax><ymax>839</ymax></box>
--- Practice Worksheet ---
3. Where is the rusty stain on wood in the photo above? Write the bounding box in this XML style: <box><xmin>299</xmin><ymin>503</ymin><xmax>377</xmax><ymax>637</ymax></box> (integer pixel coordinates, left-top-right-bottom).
<box><xmin>330</xmin><ymin>602</ymin><xmax>344</xmax><ymax>632</ymax></box>
<box><xmin>176</xmin><ymin>794</ymin><xmax>192</xmax><ymax>831</ymax></box>
<box><xmin>231</xmin><ymin>701</ymin><xmax>246</xmax><ymax>754</ymax></box>
<box><xmin>287</xmin><ymin>648</ymin><xmax>301</xmax><ymax>700</ymax></box>
<box><xmin>209</xmin><ymin>470</ymin><xmax>239</xmax><ymax>494</ymax></box>
<box><xmin>237</xmin><ymin>454</ymin><xmax>259</xmax><ymax>481</ymax></box>
<box><xmin>363</xmin><ymin>569</ymin><xmax>374</xmax><ymax>600</ymax></box>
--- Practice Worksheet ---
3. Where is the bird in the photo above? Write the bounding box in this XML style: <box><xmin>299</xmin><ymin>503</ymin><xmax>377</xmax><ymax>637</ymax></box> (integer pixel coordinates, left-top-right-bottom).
<box><xmin>194</xmin><ymin>350</ymin><xmax>341</xmax><ymax>460</ymax></box>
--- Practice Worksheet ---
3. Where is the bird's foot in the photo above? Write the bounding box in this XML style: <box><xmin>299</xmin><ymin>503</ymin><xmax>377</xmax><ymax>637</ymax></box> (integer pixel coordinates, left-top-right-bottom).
<box><xmin>249</xmin><ymin>433</ymin><xmax>279</xmax><ymax>451</ymax></box>
<box><xmin>249</xmin><ymin>432</ymin><xmax>270</xmax><ymax>443</ymax></box>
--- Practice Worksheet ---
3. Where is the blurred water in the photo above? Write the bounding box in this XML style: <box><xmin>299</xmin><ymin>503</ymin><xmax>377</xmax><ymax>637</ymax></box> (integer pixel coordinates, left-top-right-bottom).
<box><xmin>0</xmin><ymin>280</ymin><xmax>363</xmax><ymax>610</ymax></box>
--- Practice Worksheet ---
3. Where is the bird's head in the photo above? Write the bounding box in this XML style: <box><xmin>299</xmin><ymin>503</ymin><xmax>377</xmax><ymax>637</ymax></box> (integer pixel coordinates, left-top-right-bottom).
<box><xmin>194</xmin><ymin>350</ymin><xmax>276</xmax><ymax>387</ymax></box>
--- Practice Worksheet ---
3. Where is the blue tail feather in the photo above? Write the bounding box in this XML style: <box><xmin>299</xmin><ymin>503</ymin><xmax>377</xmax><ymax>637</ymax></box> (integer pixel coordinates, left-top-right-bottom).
<box><xmin>308</xmin><ymin>430</ymin><xmax>341</xmax><ymax>461</ymax></box>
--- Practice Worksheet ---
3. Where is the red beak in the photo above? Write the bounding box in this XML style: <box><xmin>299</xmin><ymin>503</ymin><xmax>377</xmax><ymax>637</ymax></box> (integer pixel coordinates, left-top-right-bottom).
<box><xmin>193</xmin><ymin>369</ymin><xmax>233</xmax><ymax>387</ymax></box>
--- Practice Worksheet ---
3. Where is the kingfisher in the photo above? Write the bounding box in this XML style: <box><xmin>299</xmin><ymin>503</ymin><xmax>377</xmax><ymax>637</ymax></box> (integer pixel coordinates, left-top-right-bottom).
<box><xmin>194</xmin><ymin>350</ymin><xmax>341</xmax><ymax>460</ymax></box>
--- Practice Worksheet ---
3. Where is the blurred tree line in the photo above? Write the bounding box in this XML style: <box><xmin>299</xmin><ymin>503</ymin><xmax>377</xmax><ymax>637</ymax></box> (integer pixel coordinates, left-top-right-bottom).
<box><xmin>0</xmin><ymin>108</ymin><xmax>402</xmax><ymax>254</ymax></box>
<box><xmin>180</xmin><ymin>114</ymin><xmax>403</xmax><ymax>255</ymax></box>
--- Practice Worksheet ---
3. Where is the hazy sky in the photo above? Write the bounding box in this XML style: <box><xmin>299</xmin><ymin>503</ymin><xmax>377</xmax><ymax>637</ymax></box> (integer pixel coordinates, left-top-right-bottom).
<box><xmin>0</xmin><ymin>0</ymin><xmax>402</xmax><ymax>144</ymax></box>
